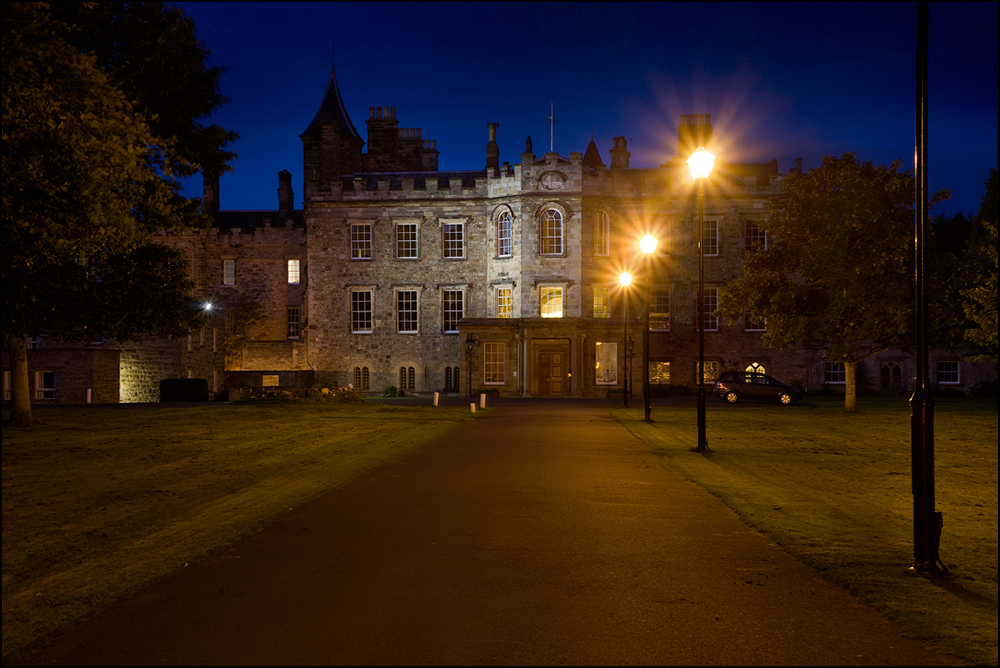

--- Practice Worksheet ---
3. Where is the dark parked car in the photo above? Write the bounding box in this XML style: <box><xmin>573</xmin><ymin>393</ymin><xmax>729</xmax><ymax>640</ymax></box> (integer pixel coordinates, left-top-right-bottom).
<box><xmin>714</xmin><ymin>371</ymin><xmax>803</xmax><ymax>405</ymax></box>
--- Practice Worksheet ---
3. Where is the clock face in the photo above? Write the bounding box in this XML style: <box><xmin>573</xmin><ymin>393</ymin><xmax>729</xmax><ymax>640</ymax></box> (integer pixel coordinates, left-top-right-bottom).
<box><xmin>538</xmin><ymin>170</ymin><xmax>566</xmax><ymax>190</ymax></box>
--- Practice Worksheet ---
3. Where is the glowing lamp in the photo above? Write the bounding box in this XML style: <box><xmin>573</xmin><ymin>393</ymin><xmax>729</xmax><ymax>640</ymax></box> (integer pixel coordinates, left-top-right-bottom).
<box><xmin>687</xmin><ymin>147</ymin><xmax>716</xmax><ymax>180</ymax></box>
<box><xmin>619</xmin><ymin>271</ymin><xmax>632</xmax><ymax>287</ymax></box>
<box><xmin>640</xmin><ymin>234</ymin><xmax>657</xmax><ymax>255</ymax></box>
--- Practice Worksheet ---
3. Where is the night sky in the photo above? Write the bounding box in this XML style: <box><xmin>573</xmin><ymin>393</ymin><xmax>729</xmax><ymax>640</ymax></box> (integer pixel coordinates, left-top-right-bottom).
<box><xmin>176</xmin><ymin>2</ymin><xmax>997</xmax><ymax>219</ymax></box>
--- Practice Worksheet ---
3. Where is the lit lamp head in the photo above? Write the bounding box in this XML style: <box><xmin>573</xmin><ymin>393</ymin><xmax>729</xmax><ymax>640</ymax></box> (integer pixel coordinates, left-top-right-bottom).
<box><xmin>202</xmin><ymin>301</ymin><xmax>214</xmax><ymax>312</ymax></box>
<box><xmin>640</xmin><ymin>234</ymin><xmax>657</xmax><ymax>255</ymax></box>
<box><xmin>687</xmin><ymin>146</ymin><xmax>716</xmax><ymax>180</ymax></box>
<box><xmin>619</xmin><ymin>271</ymin><xmax>633</xmax><ymax>287</ymax></box>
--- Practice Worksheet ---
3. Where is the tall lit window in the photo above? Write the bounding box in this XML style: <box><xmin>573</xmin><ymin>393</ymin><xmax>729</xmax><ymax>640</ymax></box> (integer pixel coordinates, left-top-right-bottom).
<box><xmin>351</xmin><ymin>224</ymin><xmax>372</xmax><ymax>259</ymax></box>
<box><xmin>594</xmin><ymin>211</ymin><xmax>610</xmax><ymax>256</ymax></box>
<box><xmin>443</xmin><ymin>223</ymin><xmax>465</xmax><ymax>259</ymax></box>
<box><xmin>287</xmin><ymin>307</ymin><xmax>300</xmax><ymax>339</ymax></box>
<box><xmin>703</xmin><ymin>219</ymin><xmax>719</xmax><ymax>256</ymax></box>
<box><xmin>650</xmin><ymin>361</ymin><xmax>670</xmax><ymax>384</ymax></box>
<box><xmin>496</xmin><ymin>287</ymin><xmax>512</xmax><ymax>318</ymax></box>
<box><xmin>595</xmin><ymin>342</ymin><xmax>618</xmax><ymax>384</ymax></box>
<box><xmin>223</xmin><ymin>259</ymin><xmax>235</xmax><ymax>285</ymax></box>
<box><xmin>287</xmin><ymin>259</ymin><xmax>300</xmax><ymax>284</ymax></box>
<box><xmin>443</xmin><ymin>290</ymin><xmax>463</xmax><ymax>332</ymax></box>
<box><xmin>701</xmin><ymin>361</ymin><xmax>719</xmax><ymax>384</ymax></box>
<box><xmin>484</xmin><ymin>342</ymin><xmax>506</xmax><ymax>384</ymax></box>
<box><xmin>702</xmin><ymin>287</ymin><xmax>719</xmax><ymax>331</ymax></box>
<box><xmin>352</xmin><ymin>290</ymin><xmax>372</xmax><ymax>333</ymax></box>
<box><xmin>397</xmin><ymin>290</ymin><xmax>418</xmax><ymax>333</ymax></box>
<box><xmin>396</xmin><ymin>223</ymin><xmax>418</xmax><ymax>259</ymax></box>
<box><xmin>496</xmin><ymin>211</ymin><xmax>512</xmax><ymax>257</ymax></box>
<box><xmin>650</xmin><ymin>289</ymin><xmax>670</xmax><ymax>330</ymax></box>
<box><xmin>540</xmin><ymin>209</ymin><xmax>563</xmax><ymax>255</ymax></box>
<box><xmin>593</xmin><ymin>287</ymin><xmax>610</xmax><ymax>319</ymax></box>
<box><xmin>540</xmin><ymin>286</ymin><xmax>563</xmax><ymax>318</ymax></box>
<box><xmin>744</xmin><ymin>220</ymin><xmax>767</xmax><ymax>253</ymax></box>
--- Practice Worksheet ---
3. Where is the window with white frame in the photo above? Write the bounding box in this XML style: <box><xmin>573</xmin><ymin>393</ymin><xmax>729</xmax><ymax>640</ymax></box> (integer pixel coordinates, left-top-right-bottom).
<box><xmin>540</xmin><ymin>209</ymin><xmax>563</xmax><ymax>255</ymax></box>
<box><xmin>650</xmin><ymin>289</ymin><xmax>670</xmax><ymax>330</ymax></box>
<box><xmin>702</xmin><ymin>287</ymin><xmax>719</xmax><ymax>331</ymax></box>
<box><xmin>595</xmin><ymin>342</ymin><xmax>618</xmax><ymax>384</ymax></box>
<box><xmin>594</xmin><ymin>211</ymin><xmax>610</xmax><ymax>256</ymax></box>
<box><xmin>484</xmin><ymin>342</ymin><xmax>506</xmax><ymax>384</ymax></box>
<box><xmin>35</xmin><ymin>371</ymin><xmax>56</xmax><ymax>400</ymax></box>
<box><xmin>936</xmin><ymin>360</ymin><xmax>960</xmax><ymax>384</ymax></box>
<box><xmin>744</xmin><ymin>220</ymin><xmax>767</xmax><ymax>253</ymax></box>
<box><xmin>397</xmin><ymin>290</ymin><xmax>418</xmax><ymax>333</ymax></box>
<box><xmin>540</xmin><ymin>286</ymin><xmax>563</xmax><ymax>318</ymax></box>
<box><xmin>593</xmin><ymin>287</ymin><xmax>610</xmax><ymax>319</ymax></box>
<box><xmin>496</xmin><ymin>211</ymin><xmax>512</xmax><ymax>257</ymax></box>
<box><xmin>287</xmin><ymin>259</ymin><xmax>300</xmax><ymax>284</ymax></box>
<box><xmin>351</xmin><ymin>290</ymin><xmax>372</xmax><ymax>333</ymax></box>
<box><xmin>27</xmin><ymin>336</ymin><xmax>43</xmax><ymax>350</ymax></box>
<box><xmin>443</xmin><ymin>290</ymin><xmax>463</xmax><ymax>333</ymax></box>
<box><xmin>650</xmin><ymin>361</ymin><xmax>670</xmax><ymax>384</ymax></box>
<box><xmin>396</xmin><ymin>223</ymin><xmax>418</xmax><ymax>259</ymax></box>
<box><xmin>824</xmin><ymin>361</ymin><xmax>846</xmax><ymax>384</ymax></box>
<box><xmin>442</xmin><ymin>222</ymin><xmax>465</xmax><ymax>259</ymax></box>
<box><xmin>223</xmin><ymin>259</ymin><xmax>235</xmax><ymax>285</ymax></box>
<box><xmin>351</xmin><ymin>224</ymin><xmax>372</xmax><ymax>259</ymax></box>
<box><xmin>287</xmin><ymin>307</ymin><xmax>300</xmax><ymax>339</ymax></box>
<box><xmin>744</xmin><ymin>312</ymin><xmax>766</xmax><ymax>331</ymax></box>
<box><xmin>496</xmin><ymin>287</ymin><xmax>512</xmax><ymax>318</ymax></box>
<box><xmin>703</xmin><ymin>219</ymin><xmax>719</xmax><ymax>256</ymax></box>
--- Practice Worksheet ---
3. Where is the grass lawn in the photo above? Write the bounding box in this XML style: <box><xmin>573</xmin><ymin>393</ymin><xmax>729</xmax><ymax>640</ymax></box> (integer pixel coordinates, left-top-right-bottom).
<box><xmin>1</xmin><ymin>399</ymin><xmax>475</xmax><ymax>659</ymax></box>
<box><xmin>612</xmin><ymin>395</ymin><xmax>998</xmax><ymax>666</ymax></box>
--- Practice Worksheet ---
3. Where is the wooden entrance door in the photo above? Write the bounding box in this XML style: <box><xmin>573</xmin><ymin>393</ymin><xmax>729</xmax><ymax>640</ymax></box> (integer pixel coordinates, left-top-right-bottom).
<box><xmin>536</xmin><ymin>348</ymin><xmax>565</xmax><ymax>396</ymax></box>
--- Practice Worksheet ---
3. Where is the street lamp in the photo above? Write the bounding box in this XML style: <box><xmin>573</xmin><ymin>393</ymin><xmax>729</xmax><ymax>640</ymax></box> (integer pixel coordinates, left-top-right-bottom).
<box><xmin>464</xmin><ymin>334</ymin><xmax>477</xmax><ymax>398</ymax></box>
<box><xmin>619</xmin><ymin>271</ymin><xmax>633</xmax><ymax>408</ymax></box>
<box><xmin>639</xmin><ymin>234</ymin><xmax>657</xmax><ymax>422</ymax></box>
<box><xmin>688</xmin><ymin>147</ymin><xmax>715</xmax><ymax>451</ymax></box>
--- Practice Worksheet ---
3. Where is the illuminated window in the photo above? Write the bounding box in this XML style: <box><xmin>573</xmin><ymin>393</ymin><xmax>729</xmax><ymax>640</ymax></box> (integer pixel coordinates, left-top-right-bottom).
<box><xmin>396</xmin><ymin>223</ymin><xmax>418</xmax><ymax>259</ymax></box>
<box><xmin>496</xmin><ymin>287</ymin><xmax>512</xmax><ymax>318</ymax></box>
<box><xmin>443</xmin><ymin>223</ymin><xmax>465</xmax><ymax>259</ymax></box>
<box><xmin>287</xmin><ymin>259</ymin><xmax>300</xmax><ymax>284</ymax></box>
<box><xmin>540</xmin><ymin>286</ymin><xmax>563</xmax><ymax>318</ymax></box>
<box><xmin>351</xmin><ymin>224</ymin><xmax>372</xmax><ymax>259</ymax></box>
<box><xmin>700</xmin><ymin>361</ymin><xmax>719</xmax><ymax>384</ymax></box>
<box><xmin>443</xmin><ymin>290</ymin><xmax>463</xmax><ymax>333</ymax></box>
<box><xmin>594</xmin><ymin>211</ymin><xmax>610</xmax><ymax>256</ymax></box>
<box><xmin>540</xmin><ymin>209</ymin><xmax>563</xmax><ymax>255</ymax></box>
<box><xmin>287</xmin><ymin>307</ymin><xmax>300</xmax><ymax>339</ymax></box>
<box><xmin>595</xmin><ymin>342</ymin><xmax>618</xmax><ymax>384</ymax></box>
<box><xmin>223</xmin><ymin>259</ymin><xmax>235</xmax><ymax>285</ymax></box>
<box><xmin>745</xmin><ymin>362</ymin><xmax>766</xmax><ymax>374</ymax></box>
<box><xmin>593</xmin><ymin>287</ymin><xmax>610</xmax><ymax>319</ymax></box>
<box><xmin>650</xmin><ymin>361</ymin><xmax>671</xmax><ymax>384</ymax></box>
<box><xmin>650</xmin><ymin>289</ymin><xmax>670</xmax><ymax>330</ymax></box>
<box><xmin>352</xmin><ymin>290</ymin><xmax>372</xmax><ymax>334</ymax></box>
<box><xmin>484</xmin><ymin>342</ymin><xmax>506</xmax><ymax>384</ymax></box>
<box><xmin>397</xmin><ymin>290</ymin><xmax>418</xmax><ymax>333</ymax></box>
<box><xmin>496</xmin><ymin>211</ymin><xmax>512</xmax><ymax>257</ymax></box>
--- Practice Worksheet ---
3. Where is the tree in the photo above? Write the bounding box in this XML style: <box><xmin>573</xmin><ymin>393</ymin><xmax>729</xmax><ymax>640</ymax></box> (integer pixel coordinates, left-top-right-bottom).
<box><xmin>2</xmin><ymin>3</ymin><xmax>234</xmax><ymax>426</ymax></box>
<box><xmin>719</xmin><ymin>153</ymin><xmax>947</xmax><ymax>411</ymax></box>
<box><xmin>962</xmin><ymin>170</ymin><xmax>999</xmax><ymax>370</ymax></box>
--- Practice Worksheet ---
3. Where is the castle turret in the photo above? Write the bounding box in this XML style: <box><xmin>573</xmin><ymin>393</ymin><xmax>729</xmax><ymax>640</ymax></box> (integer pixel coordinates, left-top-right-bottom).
<box><xmin>609</xmin><ymin>136</ymin><xmax>630</xmax><ymax>170</ymax></box>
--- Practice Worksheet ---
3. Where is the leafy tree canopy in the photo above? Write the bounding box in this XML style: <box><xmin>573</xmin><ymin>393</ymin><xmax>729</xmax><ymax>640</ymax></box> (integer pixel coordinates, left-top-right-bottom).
<box><xmin>962</xmin><ymin>169</ymin><xmax>999</xmax><ymax>369</ymax></box>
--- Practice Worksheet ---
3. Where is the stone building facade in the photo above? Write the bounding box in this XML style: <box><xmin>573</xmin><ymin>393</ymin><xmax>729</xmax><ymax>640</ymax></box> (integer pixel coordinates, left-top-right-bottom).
<box><xmin>5</xmin><ymin>59</ymin><xmax>993</xmax><ymax>403</ymax></box>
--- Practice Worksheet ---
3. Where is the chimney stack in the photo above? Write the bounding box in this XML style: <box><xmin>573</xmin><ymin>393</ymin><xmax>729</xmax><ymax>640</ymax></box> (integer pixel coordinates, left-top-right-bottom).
<box><xmin>486</xmin><ymin>123</ymin><xmax>500</xmax><ymax>175</ymax></box>
<box><xmin>278</xmin><ymin>170</ymin><xmax>294</xmax><ymax>217</ymax></box>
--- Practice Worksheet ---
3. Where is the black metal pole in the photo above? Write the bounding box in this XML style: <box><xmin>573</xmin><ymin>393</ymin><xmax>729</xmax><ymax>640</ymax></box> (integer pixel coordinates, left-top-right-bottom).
<box><xmin>910</xmin><ymin>0</ymin><xmax>940</xmax><ymax>574</ymax></box>
<box><xmin>643</xmin><ymin>254</ymin><xmax>652</xmax><ymax>422</ymax></box>
<box><xmin>697</xmin><ymin>186</ymin><xmax>708</xmax><ymax>450</ymax></box>
<box><xmin>623</xmin><ymin>287</ymin><xmax>629</xmax><ymax>408</ymax></box>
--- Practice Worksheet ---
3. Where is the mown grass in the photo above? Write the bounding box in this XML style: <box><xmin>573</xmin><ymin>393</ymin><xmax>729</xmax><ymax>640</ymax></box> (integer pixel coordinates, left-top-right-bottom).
<box><xmin>611</xmin><ymin>396</ymin><xmax>998</xmax><ymax>666</ymax></box>
<box><xmin>1</xmin><ymin>400</ymin><xmax>475</xmax><ymax>659</ymax></box>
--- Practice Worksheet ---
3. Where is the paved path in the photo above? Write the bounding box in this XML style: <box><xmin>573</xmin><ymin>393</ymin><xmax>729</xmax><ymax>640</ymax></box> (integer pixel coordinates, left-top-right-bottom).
<box><xmin>19</xmin><ymin>399</ymin><xmax>957</xmax><ymax>665</ymax></box>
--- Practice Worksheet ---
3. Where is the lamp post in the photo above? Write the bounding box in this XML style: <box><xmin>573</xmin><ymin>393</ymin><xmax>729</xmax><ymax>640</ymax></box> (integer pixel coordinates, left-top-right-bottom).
<box><xmin>688</xmin><ymin>147</ymin><xmax>715</xmax><ymax>451</ymax></box>
<box><xmin>619</xmin><ymin>271</ymin><xmax>633</xmax><ymax>408</ymax></box>
<box><xmin>639</xmin><ymin>234</ymin><xmax>657</xmax><ymax>422</ymax></box>
<box><xmin>464</xmin><ymin>334</ymin><xmax>476</xmax><ymax>398</ymax></box>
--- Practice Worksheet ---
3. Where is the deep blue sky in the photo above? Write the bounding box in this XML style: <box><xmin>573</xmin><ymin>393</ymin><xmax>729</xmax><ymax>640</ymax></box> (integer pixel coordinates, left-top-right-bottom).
<box><xmin>177</xmin><ymin>2</ymin><xmax>997</xmax><ymax>218</ymax></box>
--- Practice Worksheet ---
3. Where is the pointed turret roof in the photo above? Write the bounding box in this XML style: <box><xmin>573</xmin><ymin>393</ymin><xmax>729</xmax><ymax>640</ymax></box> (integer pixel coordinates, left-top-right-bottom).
<box><xmin>582</xmin><ymin>136</ymin><xmax>605</xmax><ymax>169</ymax></box>
<box><xmin>299</xmin><ymin>51</ymin><xmax>361</xmax><ymax>139</ymax></box>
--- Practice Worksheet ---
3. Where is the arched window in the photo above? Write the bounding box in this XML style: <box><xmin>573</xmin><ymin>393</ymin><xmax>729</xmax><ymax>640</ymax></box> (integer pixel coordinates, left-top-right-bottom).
<box><xmin>594</xmin><ymin>211</ymin><xmax>610</xmax><ymax>256</ymax></box>
<box><xmin>496</xmin><ymin>210</ymin><xmax>512</xmax><ymax>257</ymax></box>
<box><xmin>399</xmin><ymin>366</ymin><xmax>415</xmax><ymax>390</ymax></box>
<box><xmin>354</xmin><ymin>366</ymin><xmax>370</xmax><ymax>390</ymax></box>
<box><xmin>445</xmin><ymin>366</ymin><xmax>460</xmax><ymax>392</ymax></box>
<box><xmin>540</xmin><ymin>209</ymin><xmax>563</xmax><ymax>255</ymax></box>
<box><xmin>745</xmin><ymin>362</ymin><xmax>766</xmax><ymax>374</ymax></box>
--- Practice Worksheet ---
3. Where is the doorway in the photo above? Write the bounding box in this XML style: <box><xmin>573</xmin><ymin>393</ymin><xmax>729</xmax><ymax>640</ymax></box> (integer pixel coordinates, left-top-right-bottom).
<box><xmin>533</xmin><ymin>342</ymin><xmax>570</xmax><ymax>396</ymax></box>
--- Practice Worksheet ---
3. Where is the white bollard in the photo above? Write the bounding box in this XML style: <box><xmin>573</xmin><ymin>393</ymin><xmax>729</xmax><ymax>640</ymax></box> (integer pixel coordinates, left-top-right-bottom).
<box><xmin>470</xmin><ymin>403</ymin><xmax>476</xmax><ymax>413</ymax></box>
<box><xmin>480</xmin><ymin>393</ymin><xmax>486</xmax><ymax>409</ymax></box>
<box><xmin>433</xmin><ymin>392</ymin><xmax>439</xmax><ymax>406</ymax></box>
<box><xmin>86</xmin><ymin>388</ymin><xmax>92</xmax><ymax>404</ymax></box>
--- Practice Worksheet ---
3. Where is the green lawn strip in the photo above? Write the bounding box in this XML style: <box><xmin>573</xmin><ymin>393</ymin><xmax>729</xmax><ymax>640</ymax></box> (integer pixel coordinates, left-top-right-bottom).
<box><xmin>611</xmin><ymin>397</ymin><xmax>998</xmax><ymax>666</ymax></box>
<box><xmin>2</xmin><ymin>401</ymin><xmax>473</xmax><ymax>659</ymax></box>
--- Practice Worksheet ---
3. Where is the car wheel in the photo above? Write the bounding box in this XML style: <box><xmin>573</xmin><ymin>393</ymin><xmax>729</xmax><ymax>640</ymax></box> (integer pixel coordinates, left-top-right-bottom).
<box><xmin>725</xmin><ymin>391</ymin><xmax>738</xmax><ymax>403</ymax></box>
<box><xmin>779</xmin><ymin>392</ymin><xmax>793</xmax><ymax>405</ymax></box>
